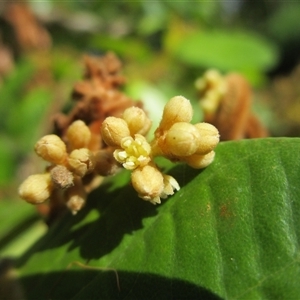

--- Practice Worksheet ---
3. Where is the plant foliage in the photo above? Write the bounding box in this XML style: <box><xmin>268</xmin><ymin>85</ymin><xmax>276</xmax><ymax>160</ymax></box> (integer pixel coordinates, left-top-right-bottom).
<box><xmin>15</xmin><ymin>138</ymin><xmax>300</xmax><ymax>299</ymax></box>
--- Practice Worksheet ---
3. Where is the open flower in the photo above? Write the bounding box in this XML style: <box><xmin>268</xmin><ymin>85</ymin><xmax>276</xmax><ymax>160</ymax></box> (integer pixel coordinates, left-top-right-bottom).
<box><xmin>113</xmin><ymin>134</ymin><xmax>151</xmax><ymax>170</ymax></box>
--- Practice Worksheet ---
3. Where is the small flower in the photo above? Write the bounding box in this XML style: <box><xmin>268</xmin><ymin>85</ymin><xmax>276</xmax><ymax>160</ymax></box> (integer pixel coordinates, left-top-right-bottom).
<box><xmin>194</xmin><ymin>122</ymin><xmax>220</xmax><ymax>155</ymax></box>
<box><xmin>66</xmin><ymin>120</ymin><xmax>91</xmax><ymax>150</ymax></box>
<box><xmin>181</xmin><ymin>151</ymin><xmax>215</xmax><ymax>169</ymax></box>
<box><xmin>156</xmin><ymin>95</ymin><xmax>193</xmax><ymax>133</ymax></box>
<box><xmin>164</xmin><ymin>122</ymin><xmax>200</xmax><ymax>157</ymax></box>
<box><xmin>195</xmin><ymin>69</ymin><xmax>227</xmax><ymax>115</ymax></box>
<box><xmin>101</xmin><ymin>117</ymin><xmax>130</xmax><ymax>147</ymax></box>
<box><xmin>65</xmin><ymin>177</ymin><xmax>86</xmax><ymax>215</ymax></box>
<box><xmin>131</xmin><ymin>165</ymin><xmax>180</xmax><ymax>205</ymax></box>
<box><xmin>67</xmin><ymin>148</ymin><xmax>96</xmax><ymax>177</ymax></box>
<box><xmin>122</xmin><ymin>106</ymin><xmax>152</xmax><ymax>136</ymax></box>
<box><xmin>34</xmin><ymin>134</ymin><xmax>67</xmax><ymax>165</ymax></box>
<box><xmin>114</xmin><ymin>134</ymin><xmax>151</xmax><ymax>170</ymax></box>
<box><xmin>131</xmin><ymin>164</ymin><xmax>164</xmax><ymax>204</ymax></box>
<box><xmin>18</xmin><ymin>173</ymin><xmax>53</xmax><ymax>204</ymax></box>
<box><xmin>161</xmin><ymin>174</ymin><xmax>180</xmax><ymax>199</ymax></box>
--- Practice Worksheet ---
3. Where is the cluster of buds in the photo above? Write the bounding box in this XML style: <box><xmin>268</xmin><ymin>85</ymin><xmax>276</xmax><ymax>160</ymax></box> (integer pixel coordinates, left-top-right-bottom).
<box><xmin>101</xmin><ymin>96</ymin><xmax>219</xmax><ymax>204</ymax></box>
<box><xmin>196</xmin><ymin>69</ymin><xmax>268</xmax><ymax>140</ymax></box>
<box><xmin>195</xmin><ymin>69</ymin><xmax>227</xmax><ymax>115</ymax></box>
<box><xmin>18</xmin><ymin>52</ymin><xmax>145</xmax><ymax>217</ymax></box>
<box><xmin>19</xmin><ymin>94</ymin><xmax>219</xmax><ymax>212</ymax></box>
<box><xmin>18</xmin><ymin>120</ymin><xmax>118</xmax><ymax>215</ymax></box>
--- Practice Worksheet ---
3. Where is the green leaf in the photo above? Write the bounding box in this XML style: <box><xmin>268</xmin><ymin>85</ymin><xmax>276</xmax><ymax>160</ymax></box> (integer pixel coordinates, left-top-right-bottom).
<box><xmin>266</xmin><ymin>3</ymin><xmax>300</xmax><ymax>43</ymax></box>
<box><xmin>6</xmin><ymin>87</ymin><xmax>53</xmax><ymax>151</ymax></box>
<box><xmin>0</xmin><ymin>135</ymin><xmax>17</xmax><ymax>185</ymax></box>
<box><xmin>0</xmin><ymin>199</ymin><xmax>46</xmax><ymax>258</ymax></box>
<box><xmin>16</xmin><ymin>138</ymin><xmax>300</xmax><ymax>299</ymax></box>
<box><xmin>173</xmin><ymin>30</ymin><xmax>278</xmax><ymax>75</ymax></box>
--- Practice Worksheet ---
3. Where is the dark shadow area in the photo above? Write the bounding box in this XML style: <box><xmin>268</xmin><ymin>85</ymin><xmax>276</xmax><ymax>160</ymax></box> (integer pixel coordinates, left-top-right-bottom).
<box><xmin>20</xmin><ymin>269</ymin><xmax>223</xmax><ymax>300</ymax></box>
<box><xmin>16</xmin><ymin>164</ymin><xmax>204</xmax><ymax>268</ymax></box>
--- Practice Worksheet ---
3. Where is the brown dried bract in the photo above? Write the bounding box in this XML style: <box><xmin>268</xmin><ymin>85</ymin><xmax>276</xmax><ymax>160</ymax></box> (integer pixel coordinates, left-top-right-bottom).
<box><xmin>54</xmin><ymin>52</ymin><xmax>142</xmax><ymax>151</ymax></box>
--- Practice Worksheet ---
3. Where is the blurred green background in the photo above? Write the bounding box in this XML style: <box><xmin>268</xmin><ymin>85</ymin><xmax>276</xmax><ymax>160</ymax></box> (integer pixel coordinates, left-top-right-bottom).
<box><xmin>0</xmin><ymin>0</ymin><xmax>300</xmax><ymax>257</ymax></box>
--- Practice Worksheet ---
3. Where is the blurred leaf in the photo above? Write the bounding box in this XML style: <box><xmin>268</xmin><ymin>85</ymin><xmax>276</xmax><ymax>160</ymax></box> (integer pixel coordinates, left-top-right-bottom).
<box><xmin>6</xmin><ymin>87</ymin><xmax>53</xmax><ymax>151</ymax></box>
<box><xmin>88</xmin><ymin>35</ymin><xmax>153</xmax><ymax>62</ymax></box>
<box><xmin>266</xmin><ymin>3</ymin><xmax>300</xmax><ymax>43</ymax></box>
<box><xmin>0</xmin><ymin>135</ymin><xmax>17</xmax><ymax>185</ymax></box>
<box><xmin>173</xmin><ymin>30</ymin><xmax>278</xmax><ymax>79</ymax></box>
<box><xmin>137</xmin><ymin>2</ymin><xmax>167</xmax><ymax>35</ymax></box>
<box><xmin>17</xmin><ymin>138</ymin><xmax>300</xmax><ymax>299</ymax></box>
<box><xmin>0</xmin><ymin>59</ymin><xmax>35</xmax><ymax>126</ymax></box>
<box><xmin>0</xmin><ymin>199</ymin><xmax>45</xmax><ymax>258</ymax></box>
<box><xmin>51</xmin><ymin>50</ymin><xmax>82</xmax><ymax>82</ymax></box>
<box><xmin>166</xmin><ymin>1</ymin><xmax>221</xmax><ymax>24</ymax></box>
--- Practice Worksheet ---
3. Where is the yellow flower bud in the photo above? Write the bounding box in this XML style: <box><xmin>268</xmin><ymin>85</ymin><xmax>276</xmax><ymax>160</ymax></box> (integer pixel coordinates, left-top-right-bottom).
<box><xmin>18</xmin><ymin>173</ymin><xmax>53</xmax><ymax>204</ymax></box>
<box><xmin>65</xmin><ymin>179</ymin><xmax>86</xmax><ymax>215</ymax></box>
<box><xmin>67</xmin><ymin>148</ymin><xmax>95</xmax><ymax>177</ymax></box>
<box><xmin>194</xmin><ymin>122</ymin><xmax>220</xmax><ymax>154</ymax></box>
<box><xmin>101</xmin><ymin>117</ymin><xmax>130</xmax><ymax>147</ymax></box>
<box><xmin>35</xmin><ymin>134</ymin><xmax>67</xmax><ymax>164</ymax></box>
<box><xmin>200</xmin><ymin>89</ymin><xmax>223</xmax><ymax>114</ymax></box>
<box><xmin>157</xmin><ymin>96</ymin><xmax>193</xmax><ymax>132</ymax></box>
<box><xmin>196</xmin><ymin>69</ymin><xmax>227</xmax><ymax>114</ymax></box>
<box><xmin>66</xmin><ymin>120</ymin><xmax>91</xmax><ymax>150</ymax></box>
<box><xmin>182</xmin><ymin>151</ymin><xmax>215</xmax><ymax>169</ymax></box>
<box><xmin>131</xmin><ymin>164</ymin><xmax>164</xmax><ymax>204</ymax></box>
<box><xmin>164</xmin><ymin>122</ymin><xmax>200</xmax><ymax>157</ymax></box>
<box><xmin>122</xmin><ymin>106</ymin><xmax>152</xmax><ymax>135</ymax></box>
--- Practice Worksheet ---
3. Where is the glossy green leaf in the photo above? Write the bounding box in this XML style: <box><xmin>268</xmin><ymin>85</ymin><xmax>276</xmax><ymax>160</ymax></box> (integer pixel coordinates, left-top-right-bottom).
<box><xmin>16</xmin><ymin>138</ymin><xmax>300</xmax><ymax>299</ymax></box>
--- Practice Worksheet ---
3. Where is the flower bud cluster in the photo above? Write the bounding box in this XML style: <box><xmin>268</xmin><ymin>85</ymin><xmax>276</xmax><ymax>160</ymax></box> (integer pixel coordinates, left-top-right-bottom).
<box><xmin>19</xmin><ymin>95</ymin><xmax>219</xmax><ymax>212</ymax></box>
<box><xmin>18</xmin><ymin>120</ymin><xmax>117</xmax><ymax>214</ymax></box>
<box><xmin>101</xmin><ymin>96</ymin><xmax>219</xmax><ymax>204</ymax></box>
<box><xmin>152</xmin><ymin>96</ymin><xmax>219</xmax><ymax>169</ymax></box>
<box><xmin>196</xmin><ymin>69</ymin><xmax>268</xmax><ymax>140</ymax></box>
<box><xmin>195</xmin><ymin>69</ymin><xmax>227</xmax><ymax>115</ymax></box>
<box><xmin>101</xmin><ymin>107</ymin><xmax>180</xmax><ymax>204</ymax></box>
